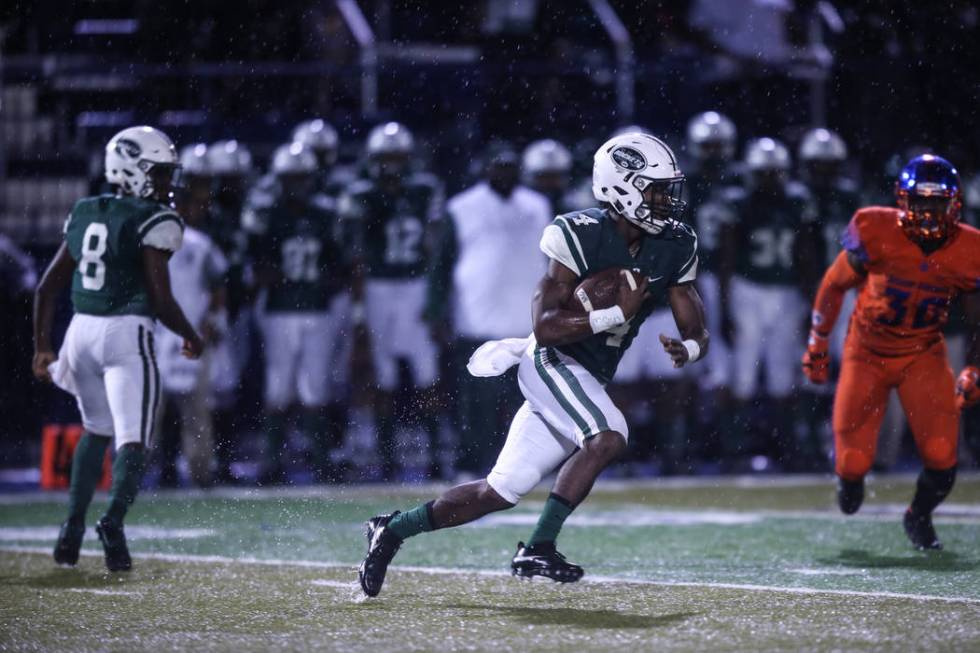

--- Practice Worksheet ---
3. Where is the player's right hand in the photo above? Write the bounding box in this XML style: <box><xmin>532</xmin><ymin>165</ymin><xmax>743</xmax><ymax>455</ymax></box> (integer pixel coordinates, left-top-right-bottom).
<box><xmin>32</xmin><ymin>350</ymin><xmax>56</xmax><ymax>384</ymax></box>
<box><xmin>801</xmin><ymin>330</ymin><xmax>830</xmax><ymax>384</ymax></box>
<box><xmin>616</xmin><ymin>270</ymin><xmax>649</xmax><ymax>319</ymax></box>
<box><xmin>956</xmin><ymin>366</ymin><xmax>980</xmax><ymax>410</ymax></box>
<box><xmin>182</xmin><ymin>335</ymin><xmax>204</xmax><ymax>360</ymax></box>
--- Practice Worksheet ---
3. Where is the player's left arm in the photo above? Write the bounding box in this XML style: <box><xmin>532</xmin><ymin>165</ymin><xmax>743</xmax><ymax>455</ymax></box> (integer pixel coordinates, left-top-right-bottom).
<box><xmin>661</xmin><ymin>283</ymin><xmax>709</xmax><ymax>368</ymax></box>
<box><xmin>32</xmin><ymin>242</ymin><xmax>76</xmax><ymax>383</ymax></box>
<box><xmin>956</xmin><ymin>291</ymin><xmax>980</xmax><ymax>409</ymax></box>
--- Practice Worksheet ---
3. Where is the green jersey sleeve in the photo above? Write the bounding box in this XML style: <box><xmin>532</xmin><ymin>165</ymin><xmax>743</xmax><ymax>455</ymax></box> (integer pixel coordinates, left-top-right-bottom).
<box><xmin>539</xmin><ymin>210</ymin><xmax>604</xmax><ymax>278</ymax></box>
<box><xmin>138</xmin><ymin>210</ymin><xmax>184</xmax><ymax>251</ymax></box>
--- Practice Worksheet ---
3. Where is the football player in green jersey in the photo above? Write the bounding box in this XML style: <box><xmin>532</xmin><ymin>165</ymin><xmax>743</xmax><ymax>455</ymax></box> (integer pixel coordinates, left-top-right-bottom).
<box><xmin>718</xmin><ymin>137</ymin><xmax>821</xmax><ymax>470</ymax></box>
<box><xmin>250</xmin><ymin>143</ymin><xmax>346</xmax><ymax>484</ymax></box>
<box><xmin>522</xmin><ymin>139</ymin><xmax>576</xmax><ymax>215</ymax></box>
<box><xmin>339</xmin><ymin>122</ymin><xmax>446</xmax><ymax>480</ymax></box>
<box><xmin>33</xmin><ymin>126</ymin><xmax>203</xmax><ymax>572</ymax></box>
<box><xmin>204</xmin><ymin>140</ymin><xmax>256</xmax><ymax>484</ymax></box>
<box><xmin>357</xmin><ymin>132</ymin><xmax>709</xmax><ymax>597</ymax></box>
<box><xmin>682</xmin><ymin>111</ymin><xmax>740</xmax><ymax>464</ymax></box>
<box><xmin>796</xmin><ymin>128</ymin><xmax>861</xmax><ymax>470</ymax></box>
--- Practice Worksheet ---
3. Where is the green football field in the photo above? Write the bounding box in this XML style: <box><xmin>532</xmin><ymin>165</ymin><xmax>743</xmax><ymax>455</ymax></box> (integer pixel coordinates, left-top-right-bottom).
<box><xmin>2</xmin><ymin>474</ymin><xmax>979</xmax><ymax>651</ymax></box>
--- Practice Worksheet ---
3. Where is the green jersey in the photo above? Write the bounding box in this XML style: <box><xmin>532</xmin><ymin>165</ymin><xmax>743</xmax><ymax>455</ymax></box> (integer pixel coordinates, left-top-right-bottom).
<box><xmin>725</xmin><ymin>182</ymin><xmax>817</xmax><ymax>285</ymax></box>
<box><xmin>683</xmin><ymin>167</ymin><xmax>737</xmax><ymax>273</ymax></box>
<box><xmin>808</xmin><ymin>179</ymin><xmax>861</xmax><ymax>267</ymax></box>
<box><xmin>251</xmin><ymin>198</ymin><xmax>342</xmax><ymax>313</ymax></box>
<box><xmin>338</xmin><ymin>173</ymin><xmax>444</xmax><ymax>279</ymax></box>
<box><xmin>540</xmin><ymin>208</ymin><xmax>699</xmax><ymax>383</ymax></box>
<box><xmin>64</xmin><ymin>194</ymin><xmax>184</xmax><ymax>316</ymax></box>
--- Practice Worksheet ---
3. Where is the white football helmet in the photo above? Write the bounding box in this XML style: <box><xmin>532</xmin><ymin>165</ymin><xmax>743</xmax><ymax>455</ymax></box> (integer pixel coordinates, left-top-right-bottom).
<box><xmin>271</xmin><ymin>142</ymin><xmax>317</xmax><ymax>175</ymax></box>
<box><xmin>366</xmin><ymin>122</ymin><xmax>414</xmax><ymax>155</ymax></box>
<box><xmin>207</xmin><ymin>140</ymin><xmax>253</xmax><ymax>176</ymax></box>
<box><xmin>179</xmin><ymin>143</ymin><xmax>210</xmax><ymax>177</ymax></box>
<box><xmin>798</xmin><ymin>128</ymin><xmax>847</xmax><ymax>162</ymax></box>
<box><xmin>104</xmin><ymin>126</ymin><xmax>180</xmax><ymax>199</ymax></box>
<box><xmin>293</xmin><ymin>119</ymin><xmax>339</xmax><ymax>164</ymax></box>
<box><xmin>744</xmin><ymin>137</ymin><xmax>791</xmax><ymax>171</ymax></box>
<box><xmin>592</xmin><ymin>132</ymin><xmax>686</xmax><ymax>234</ymax></box>
<box><xmin>687</xmin><ymin>111</ymin><xmax>737</xmax><ymax>160</ymax></box>
<box><xmin>522</xmin><ymin>139</ymin><xmax>573</xmax><ymax>180</ymax></box>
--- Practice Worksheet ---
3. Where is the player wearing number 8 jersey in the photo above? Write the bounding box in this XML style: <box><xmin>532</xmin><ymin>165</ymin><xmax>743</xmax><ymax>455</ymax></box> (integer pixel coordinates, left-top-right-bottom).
<box><xmin>32</xmin><ymin>126</ymin><xmax>203</xmax><ymax>572</ymax></box>
<box><xmin>803</xmin><ymin>155</ymin><xmax>980</xmax><ymax>550</ymax></box>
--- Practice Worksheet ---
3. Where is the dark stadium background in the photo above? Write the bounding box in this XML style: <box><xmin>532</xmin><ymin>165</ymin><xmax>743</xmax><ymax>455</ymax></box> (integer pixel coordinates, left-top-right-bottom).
<box><xmin>1</xmin><ymin>0</ymin><xmax>979</xmax><ymax>479</ymax></box>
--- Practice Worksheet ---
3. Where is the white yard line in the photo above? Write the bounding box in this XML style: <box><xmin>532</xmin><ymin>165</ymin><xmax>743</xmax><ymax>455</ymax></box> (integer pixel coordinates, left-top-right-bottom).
<box><xmin>310</xmin><ymin>579</ymin><xmax>359</xmax><ymax>589</ymax></box>
<box><xmin>3</xmin><ymin>545</ymin><xmax>979</xmax><ymax>606</ymax></box>
<box><xmin>7</xmin><ymin>471</ymin><xmax>980</xmax><ymax>505</ymax></box>
<box><xmin>64</xmin><ymin>588</ymin><xmax>141</xmax><ymax>596</ymax></box>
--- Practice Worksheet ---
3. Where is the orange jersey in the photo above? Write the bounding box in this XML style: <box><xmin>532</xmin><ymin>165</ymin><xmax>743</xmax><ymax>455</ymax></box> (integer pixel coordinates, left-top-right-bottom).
<box><xmin>841</xmin><ymin>206</ymin><xmax>980</xmax><ymax>356</ymax></box>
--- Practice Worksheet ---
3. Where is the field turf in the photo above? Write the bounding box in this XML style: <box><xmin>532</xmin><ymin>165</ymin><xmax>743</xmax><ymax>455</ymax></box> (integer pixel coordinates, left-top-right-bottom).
<box><xmin>1</xmin><ymin>474</ymin><xmax>979</xmax><ymax>651</ymax></box>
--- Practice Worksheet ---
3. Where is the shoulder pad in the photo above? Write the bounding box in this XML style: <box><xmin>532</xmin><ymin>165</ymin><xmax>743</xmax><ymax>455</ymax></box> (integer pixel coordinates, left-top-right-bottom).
<box><xmin>347</xmin><ymin>178</ymin><xmax>376</xmax><ymax>196</ymax></box>
<box><xmin>139</xmin><ymin>211</ymin><xmax>184</xmax><ymax>252</ymax></box>
<box><xmin>841</xmin><ymin>206</ymin><xmax>900</xmax><ymax>264</ymax></box>
<box><xmin>241</xmin><ymin>205</ymin><xmax>270</xmax><ymax>235</ymax></box>
<box><xmin>310</xmin><ymin>192</ymin><xmax>336</xmax><ymax>213</ymax></box>
<box><xmin>407</xmin><ymin>171</ymin><xmax>442</xmax><ymax>190</ymax></box>
<box><xmin>557</xmin><ymin>208</ymin><xmax>605</xmax><ymax>230</ymax></box>
<box><xmin>541</xmin><ymin>214</ymin><xmax>594</xmax><ymax>277</ymax></box>
<box><xmin>785</xmin><ymin>181</ymin><xmax>812</xmax><ymax>200</ymax></box>
<box><xmin>835</xmin><ymin>178</ymin><xmax>860</xmax><ymax>195</ymax></box>
<box><xmin>720</xmin><ymin>185</ymin><xmax>747</xmax><ymax>203</ymax></box>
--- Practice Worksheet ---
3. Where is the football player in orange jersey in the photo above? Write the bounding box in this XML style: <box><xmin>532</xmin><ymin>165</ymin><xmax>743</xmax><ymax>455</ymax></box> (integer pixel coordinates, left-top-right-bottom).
<box><xmin>802</xmin><ymin>154</ymin><xmax>980</xmax><ymax>550</ymax></box>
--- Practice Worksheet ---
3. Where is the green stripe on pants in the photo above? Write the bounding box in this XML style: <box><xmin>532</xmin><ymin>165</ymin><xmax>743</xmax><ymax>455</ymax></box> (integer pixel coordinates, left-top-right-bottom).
<box><xmin>137</xmin><ymin>325</ymin><xmax>150</xmax><ymax>446</ymax></box>
<box><xmin>544</xmin><ymin>348</ymin><xmax>610</xmax><ymax>434</ymax></box>
<box><xmin>533</xmin><ymin>347</ymin><xmax>591</xmax><ymax>438</ymax></box>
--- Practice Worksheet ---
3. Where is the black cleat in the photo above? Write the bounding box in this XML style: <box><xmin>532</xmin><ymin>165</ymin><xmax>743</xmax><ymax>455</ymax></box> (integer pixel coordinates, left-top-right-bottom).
<box><xmin>53</xmin><ymin>518</ymin><xmax>85</xmax><ymax>566</ymax></box>
<box><xmin>358</xmin><ymin>512</ymin><xmax>403</xmax><ymax>597</ymax></box>
<box><xmin>511</xmin><ymin>541</ymin><xmax>584</xmax><ymax>583</ymax></box>
<box><xmin>95</xmin><ymin>517</ymin><xmax>132</xmax><ymax>572</ymax></box>
<box><xmin>903</xmin><ymin>509</ymin><xmax>942</xmax><ymax>551</ymax></box>
<box><xmin>837</xmin><ymin>477</ymin><xmax>864</xmax><ymax>515</ymax></box>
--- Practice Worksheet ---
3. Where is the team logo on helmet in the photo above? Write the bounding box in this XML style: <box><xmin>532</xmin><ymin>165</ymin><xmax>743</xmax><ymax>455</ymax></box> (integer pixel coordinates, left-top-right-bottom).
<box><xmin>116</xmin><ymin>138</ymin><xmax>142</xmax><ymax>159</ymax></box>
<box><xmin>610</xmin><ymin>146</ymin><xmax>646</xmax><ymax>171</ymax></box>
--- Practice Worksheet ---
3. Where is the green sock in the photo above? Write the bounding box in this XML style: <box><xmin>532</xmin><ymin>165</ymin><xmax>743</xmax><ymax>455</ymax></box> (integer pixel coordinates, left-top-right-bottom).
<box><xmin>266</xmin><ymin>412</ymin><xmax>288</xmax><ymax>468</ymax></box>
<box><xmin>303</xmin><ymin>410</ymin><xmax>332</xmax><ymax>468</ymax></box>
<box><xmin>67</xmin><ymin>432</ymin><xmax>111</xmax><ymax>524</ymax></box>
<box><xmin>387</xmin><ymin>501</ymin><xmax>435</xmax><ymax>540</ymax></box>
<box><xmin>103</xmin><ymin>444</ymin><xmax>145</xmax><ymax>524</ymax></box>
<box><xmin>527</xmin><ymin>493</ymin><xmax>575</xmax><ymax>547</ymax></box>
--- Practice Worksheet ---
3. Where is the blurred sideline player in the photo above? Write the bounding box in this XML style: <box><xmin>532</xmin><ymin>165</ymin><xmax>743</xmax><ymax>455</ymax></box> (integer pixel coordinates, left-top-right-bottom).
<box><xmin>249</xmin><ymin>143</ymin><xmax>345</xmax><ymax>484</ymax></box>
<box><xmin>339</xmin><ymin>122</ymin><xmax>444</xmax><ymax>479</ymax></box>
<box><xmin>803</xmin><ymin>155</ymin><xmax>980</xmax><ymax>550</ymax></box>
<box><xmin>612</xmin><ymin>309</ymin><xmax>692</xmax><ymax>475</ymax></box>
<box><xmin>154</xmin><ymin>144</ymin><xmax>229</xmax><ymax>488</ymax></box>
<box><xmin>293</xmin><ymin>119</ymin><xmax>356</xmax><ymax>471</ymax></box>
<box><xmin>796</xmin><ymin>128</ymin><xmax>860</xmax><ymax>466</ymax></box>
<box><xmin>522</xmin><ymin>139</ymin><xmax>575</xmax><ymax>215</ymax></box>
<box><xmin>293</xmin><ymin>118</ymin><xmax>358</xmax><ymax>196</ymax></box>
<box><xmin>206</xmin><ymin>139</ymin><xmax>255</xmax><ymax>483</ymax></box>
<box><xmin>684</xmin><ymin>111</ymin><xmax>738</xmax><ymax>459</ymax></box>
<box><xmin>33</xmin><ymin>126</ymin><xmax>203</xmax><ymax>570</ymax></box>
<box><xmin>357</xmin><ymin>132</ymin><xmax>708</xmax><ymax>596</ymax></box>
<box><xmin>423</xmin><ymin>142</ymin><xmax>552</xmax><ymax>477</ymax></box>
<box><xmin>956</xmin><ymin>175</ymin><xmax>980</xmax><ymax>460</ymax></box>
<box><xmin>719</xmin><ymin>137</ymin><xmax>820</xmax><ymax>469</ymax></box>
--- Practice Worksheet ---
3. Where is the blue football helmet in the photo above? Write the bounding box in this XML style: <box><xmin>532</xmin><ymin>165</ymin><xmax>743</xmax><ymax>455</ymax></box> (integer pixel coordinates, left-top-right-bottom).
<box><xmin>895</xmin><ymin>154</ymin><xmax>962</xmax><ymax>243</ymax></box>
